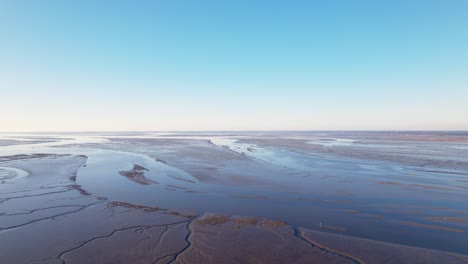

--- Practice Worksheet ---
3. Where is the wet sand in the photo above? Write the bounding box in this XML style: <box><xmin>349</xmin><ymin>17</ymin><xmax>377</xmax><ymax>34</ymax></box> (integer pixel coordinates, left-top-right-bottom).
<box><xmin>1</xmin><ymin>154</ymin><xmax>465</xmax><ymax>264</ymax></box>
<box><xmin>1</xmin><ymin>132</ymin><xmax>468</xmax><ymax>263</ymax></box>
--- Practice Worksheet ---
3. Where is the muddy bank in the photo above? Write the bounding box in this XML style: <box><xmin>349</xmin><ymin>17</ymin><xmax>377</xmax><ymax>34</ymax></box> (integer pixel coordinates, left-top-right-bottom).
<box><xmin>0</xmin><ymin>151</ymin><xmax>467</xmax><ymax>263</ymax></box>
<box><xmin>119</xmin><ymin>164</ymin><xmax>157</xmax><ymax>185</ymax></box>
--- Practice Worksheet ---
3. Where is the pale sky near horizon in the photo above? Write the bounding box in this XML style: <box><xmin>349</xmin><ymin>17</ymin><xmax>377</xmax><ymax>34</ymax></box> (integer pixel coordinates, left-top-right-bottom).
<box><xmin>1</xmin><ymin>1</ymin><xmax>468</xmax><ymax>132</ymax></box>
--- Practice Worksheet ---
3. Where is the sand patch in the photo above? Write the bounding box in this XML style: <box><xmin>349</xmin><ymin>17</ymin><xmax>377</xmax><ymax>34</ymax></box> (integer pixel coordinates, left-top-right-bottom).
<box><xmin>397</xmin><ymin>221</ymin><xmax>464</xmax><ymax>233</ymax></box>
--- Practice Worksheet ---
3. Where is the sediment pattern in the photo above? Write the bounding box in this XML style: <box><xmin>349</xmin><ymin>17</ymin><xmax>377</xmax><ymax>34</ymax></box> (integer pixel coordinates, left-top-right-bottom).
<box><xmin>2</xmin><ymin>132</ymin><xmax>468</xmax><ymax>263</ymax></box>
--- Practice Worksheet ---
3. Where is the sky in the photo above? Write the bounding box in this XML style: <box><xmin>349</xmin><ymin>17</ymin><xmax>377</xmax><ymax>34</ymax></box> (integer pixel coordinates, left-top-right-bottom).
<box><xmin>1</xmin><ymin>0</ymin><xmax>467</xmax><ymax>132</ymax></box>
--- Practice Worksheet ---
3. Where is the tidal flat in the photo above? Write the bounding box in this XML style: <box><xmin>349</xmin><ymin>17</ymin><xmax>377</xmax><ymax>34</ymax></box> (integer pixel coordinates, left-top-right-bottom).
<box><xmin>1</xmin><ymin>131</ymin><xmax>467</xmax><ymax>263</ymax></box>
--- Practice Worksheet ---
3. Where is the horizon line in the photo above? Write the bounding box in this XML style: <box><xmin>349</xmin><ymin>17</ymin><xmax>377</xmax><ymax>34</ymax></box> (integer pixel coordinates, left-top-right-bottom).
<box><xmin>1</xmin><ymin>130</ymin><xmax>468</xmax><ymax>133</ymax></box>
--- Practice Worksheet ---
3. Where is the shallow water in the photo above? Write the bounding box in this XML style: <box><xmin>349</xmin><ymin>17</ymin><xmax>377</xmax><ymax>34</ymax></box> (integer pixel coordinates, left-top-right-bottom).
<box><xmin>1</xmin><ymin>131</ymin><xmax>468</xmax><ymax>254</ymax></box>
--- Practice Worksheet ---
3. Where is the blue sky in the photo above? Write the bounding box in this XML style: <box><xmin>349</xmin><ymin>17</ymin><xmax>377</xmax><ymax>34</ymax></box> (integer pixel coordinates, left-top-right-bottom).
<box><xmin>1</xmin><ymin>0</ymin><xmax>467</xmax><ymax>131</ymax></box>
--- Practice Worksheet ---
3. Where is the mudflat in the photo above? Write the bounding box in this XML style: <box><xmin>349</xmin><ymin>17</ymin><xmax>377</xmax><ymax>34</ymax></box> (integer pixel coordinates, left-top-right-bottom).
<box><xmin>1</xmin><ymin>131</ymin><xmax>467</xmax><ymax>263</ymax></box>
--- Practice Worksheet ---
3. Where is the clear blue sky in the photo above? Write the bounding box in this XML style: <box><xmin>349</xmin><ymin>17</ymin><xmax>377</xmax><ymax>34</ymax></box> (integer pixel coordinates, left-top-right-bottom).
<box><xmin>1</xmin><ymin>0</ymin><xmax>467</xmax><ymax>131</ymax></box>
